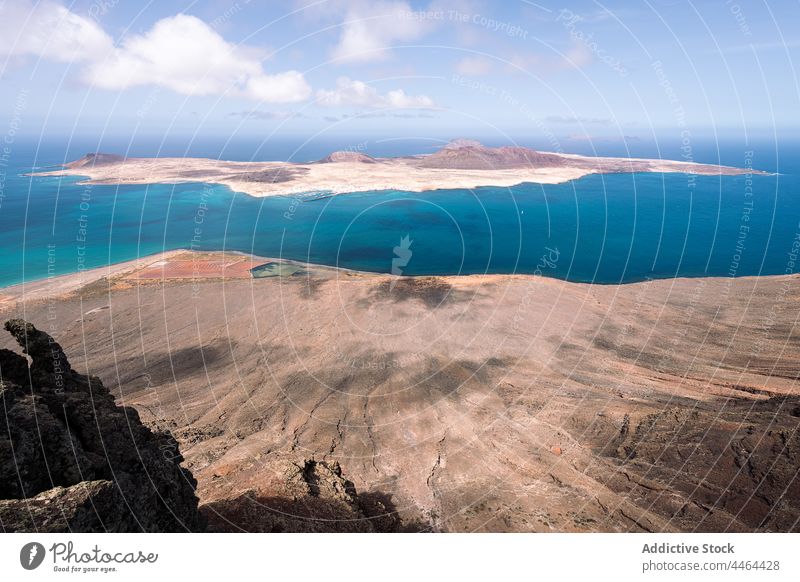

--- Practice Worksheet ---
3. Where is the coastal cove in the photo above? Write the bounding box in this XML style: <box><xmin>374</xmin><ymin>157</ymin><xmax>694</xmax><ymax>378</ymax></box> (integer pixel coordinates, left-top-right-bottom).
<box><xmin>1</xmin><ymin>167</ymin><xmax>795</xmax><ymax>288</ymax></box>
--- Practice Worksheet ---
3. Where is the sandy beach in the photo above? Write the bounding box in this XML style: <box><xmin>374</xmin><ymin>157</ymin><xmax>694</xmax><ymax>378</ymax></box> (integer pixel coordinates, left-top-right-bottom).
<box><xmin>0</xmin><ymin>250</ymin><xmax>188</xmax><ymax>303</ymax></box>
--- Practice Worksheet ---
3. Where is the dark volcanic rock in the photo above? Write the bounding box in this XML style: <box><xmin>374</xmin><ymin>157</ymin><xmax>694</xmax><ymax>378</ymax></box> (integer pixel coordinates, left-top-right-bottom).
<box><xmin>230</xmin><ymin>166</ymin><xmax>308</xmax><ymax>183</ymax></box>
<box><xmin>0</xmin><ymin>319</ymin><xmax>203</xmax><ymax>532</ymax></box>
<box><xmin>0</xmin><ymin>481</ymin><xmax>123</xmax><ymax>533</ymax></box>
<box><xmin>602</xmin><ymin>397</ymin><xmax>800</xmax><ymax>532</ymax></box>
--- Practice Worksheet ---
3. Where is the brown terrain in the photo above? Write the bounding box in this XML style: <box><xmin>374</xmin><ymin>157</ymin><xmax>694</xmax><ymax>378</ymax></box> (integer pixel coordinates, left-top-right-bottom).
<box><xmin>32</xmin><ymin>140</ymin><xmax>763</xmax><ymax>198</ymax></box>
<box><xmin>1</xmin><ymin>251</ymin><xmax>798</xmax><ymax>532</ymax></box>
<box><xmin>416</xmin><ymin>138</ymin><xmax>568</xmax><ymax>169</ymax></box>
<box><xmin>0</xmin><ymin>319</ymin><xmax>202</xmax><ymax>532</ymax></box>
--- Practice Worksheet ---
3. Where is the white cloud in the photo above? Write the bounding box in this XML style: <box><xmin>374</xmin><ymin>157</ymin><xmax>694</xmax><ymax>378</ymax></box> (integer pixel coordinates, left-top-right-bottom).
<box><xmin>455</xmin><ymin>56</ymin><xmax>493</xmax><ymax>76</ymax></box>
<box><xmin>84</xmin><ymin>15</ymin><xmax>311</xmax><ymax>102</ymax></box>
<box><xmin>0</xmin><ymin>3</ymin><xmax>310</xmax><ymax>103</ymax></box>
<box><xmin>331</xmin><ymin>1</ymin><xmax>432</xmax><ymax>63</ymax></box>
<box><xmin>0</xmin><ymin>0</ymin><xmax>113</xmax><ymax>61</ymax></box>
<box><xmin>242</xmin><ymin>71</ymin><xmax>312</xmax><ymax>103</ymax></box>
<box><xmin>317</xmin><ymin>77</ymin><xmax>435</xmax><ymax>109</ymax></box>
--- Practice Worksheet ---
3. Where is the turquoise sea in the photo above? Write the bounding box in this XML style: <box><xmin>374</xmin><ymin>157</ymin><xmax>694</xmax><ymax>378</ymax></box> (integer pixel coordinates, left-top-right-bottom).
<box><xmin>0</xmin><ymin>138</ymin><xmax>797</xmax><ymax>287</ymax></box>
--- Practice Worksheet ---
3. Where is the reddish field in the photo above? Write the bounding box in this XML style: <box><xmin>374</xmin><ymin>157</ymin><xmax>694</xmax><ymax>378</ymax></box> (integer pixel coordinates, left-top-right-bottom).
<box><xmin>129</xmin><ymin>258</ymin><xmax>258</xmax><ymax>280</ymax></box>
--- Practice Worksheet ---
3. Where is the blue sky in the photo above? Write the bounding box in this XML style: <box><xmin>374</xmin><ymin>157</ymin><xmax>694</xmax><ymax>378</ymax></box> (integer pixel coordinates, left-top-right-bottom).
<box><xmin>1</xmin><ymin>0</ymin><xmax>798</xmax><ymax>150</ymax></box>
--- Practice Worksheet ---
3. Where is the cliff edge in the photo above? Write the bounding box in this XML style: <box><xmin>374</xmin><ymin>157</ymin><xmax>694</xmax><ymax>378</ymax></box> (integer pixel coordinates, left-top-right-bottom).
<box><xmin>0</xmin><ymin>319</ymin><xmax>204</xmax><ymax>532</ymax></box>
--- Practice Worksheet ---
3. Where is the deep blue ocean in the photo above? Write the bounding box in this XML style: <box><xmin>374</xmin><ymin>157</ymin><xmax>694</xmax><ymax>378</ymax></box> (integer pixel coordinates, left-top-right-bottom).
<box><xmin>0</xmin><ymin>137</ymin><xmax>797</xmax><ymax>287</ymax></box>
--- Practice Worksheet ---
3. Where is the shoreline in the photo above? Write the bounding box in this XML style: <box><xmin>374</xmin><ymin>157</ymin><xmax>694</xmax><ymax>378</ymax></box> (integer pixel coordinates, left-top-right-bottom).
<box><xmin>30</xmin><ymin>141</ymin><xmax>765</xmax><ymax>199</ymax></box>
<box><xmin>0</xmin><ymin>250</ymin><xmax>386</xmax><ymax>302</ymax></box>
<box><xmin>3</xmin><ymin>246</ymin><xmax>798</xmax><ymax>533</ymax></box>
<box><xmin>39</xmin><ymin>167</ymin><xmax>774</xmax><ymax>200</ymax></box>
<box><xmin>3</xmin><ymin>248</ymin><xmax>797</xmax><ymax>304</ymax></box>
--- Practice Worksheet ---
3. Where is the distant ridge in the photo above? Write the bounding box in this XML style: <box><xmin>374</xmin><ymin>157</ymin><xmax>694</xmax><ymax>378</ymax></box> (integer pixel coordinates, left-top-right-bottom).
<box><xmin>66</xmin><ymin>152</ymin><xmax>125</xmax><ymax>168</ymax></box>
<box><xmin>35</xmin><ymin>139</ymin><xmax>763</xmax><ymax>199</ymax></box>
<box><xmin>418</xmin><ymin>139</ymin><xmax>565</xmax><ymax>170</ymax></box>
<box><xmin>317</xmin><ymin>151</ymin><xmax>376</xmax><ymax>164</ymax></box>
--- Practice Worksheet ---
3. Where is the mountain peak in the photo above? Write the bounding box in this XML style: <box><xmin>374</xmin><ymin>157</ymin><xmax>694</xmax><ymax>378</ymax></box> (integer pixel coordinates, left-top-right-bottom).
<box><xmin>419</xmin><ymin>140</ymin><xmax>564</xmax><ymax>170</ymax></box>
<box><xmin>66</xmin><ymin>152</ymin><xmax>125</xmax><ymax>169</ymax></box>
<box><xmin>317</xmin><ymin>151</ymin><xmax>376</xmax><ymax>164</ymax></box>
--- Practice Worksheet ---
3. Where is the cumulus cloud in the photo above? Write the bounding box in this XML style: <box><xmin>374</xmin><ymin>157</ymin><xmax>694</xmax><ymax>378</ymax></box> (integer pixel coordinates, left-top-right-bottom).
<box><xmin>84</xmin><ymin>15</ymin><xmax>311</xmax><ymax>102</ymax></box>
<box><xmin>3</xmin><ymin>2</ymin><xmax>441</xmax><ymax>107</ymax></box>
<box><xmin>0</xmin><ymin>0</ymin><xmax>113</xmax><ymax>61</ymax></box>
<box><xmin>317</xmin><ymin>77</ymin><xmax>435</xmax><ymax>109</ymax></box>
<box><xmin>0</xmin><ymin>3</ymin><xmax>310</xmax><ymax>103</ymax></box>
<box><xmin>331</xmin><ymin>1</ymin><xmax>432</xmax><ymax>63</ymax></box>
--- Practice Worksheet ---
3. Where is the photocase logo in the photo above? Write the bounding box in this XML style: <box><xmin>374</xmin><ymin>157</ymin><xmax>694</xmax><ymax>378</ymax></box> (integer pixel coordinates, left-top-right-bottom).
<box><xmin>390</xmin><ymin>234</ymin><xmax>413</xmax><ymax>290</ymax></box>
<box><xmin>20</xmin><ymin>542</ymin><xmax>46</xmax><ymax>570</ymax></box>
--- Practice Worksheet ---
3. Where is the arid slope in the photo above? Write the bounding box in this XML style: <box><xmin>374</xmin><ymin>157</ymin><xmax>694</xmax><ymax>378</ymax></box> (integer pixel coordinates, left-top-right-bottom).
<box><xmin>2</xmin><ymin>255</ymin><xmax>798</xmax><ymax>532</ymax></box>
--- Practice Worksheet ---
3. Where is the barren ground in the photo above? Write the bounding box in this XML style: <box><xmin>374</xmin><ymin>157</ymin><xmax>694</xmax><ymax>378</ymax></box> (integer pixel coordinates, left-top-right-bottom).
<box><xmin>2</xmin><ymin>251</ymin><xmax>798</xmax><ymax>532</ymax></box>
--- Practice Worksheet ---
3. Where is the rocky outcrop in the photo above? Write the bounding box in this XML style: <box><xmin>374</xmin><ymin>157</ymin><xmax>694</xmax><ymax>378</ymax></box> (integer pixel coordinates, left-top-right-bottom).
<box><xmin>201</xmin><ymin>457</ymin><xmax>413</xmax><ymax>532</ymax></box>
<box><xmin>600</xmin><ymin>397</ymin><xmax>800</xmax><ymax>532</ymax></box>
<box><xmin>0</xmin><ymin>320</ymin><xmax>203</xmax><ymax>532</ymax></box>
<box><xmin>0</xmin><ymin>481</ymin><xmax>123</xmax><ymax>533</ymax></box>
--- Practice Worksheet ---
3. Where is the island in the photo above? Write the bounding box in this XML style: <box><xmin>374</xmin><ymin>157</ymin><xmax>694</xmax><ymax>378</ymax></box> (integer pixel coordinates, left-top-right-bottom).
<box><xmin>33</xmin><ymin>139</ymin><xmax>762</xmax><ymax>198</ymax></box>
